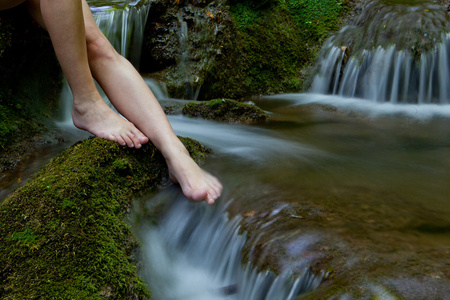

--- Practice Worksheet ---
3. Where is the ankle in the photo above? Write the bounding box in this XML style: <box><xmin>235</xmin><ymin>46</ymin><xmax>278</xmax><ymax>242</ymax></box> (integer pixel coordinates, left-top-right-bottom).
<box><xmin>72</xmin><ymin>92</ymin><xmax>104</xmax><ymax>114</ymax></box>
<box><xmin>158</xmin><ymin>137</ymin><xmax>190</xmax><ymax>161</ymax></box>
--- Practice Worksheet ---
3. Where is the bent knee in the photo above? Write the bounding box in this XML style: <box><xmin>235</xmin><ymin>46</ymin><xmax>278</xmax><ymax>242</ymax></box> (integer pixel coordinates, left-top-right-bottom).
<box><xmin>86</xmin><ymin>33</ymin><xmax>118</xmax><ymax>63</ymax></box>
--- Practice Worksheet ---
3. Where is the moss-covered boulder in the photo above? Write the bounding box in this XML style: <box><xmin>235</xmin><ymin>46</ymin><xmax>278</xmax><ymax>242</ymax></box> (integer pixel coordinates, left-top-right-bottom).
<box><xmin>182</xmin><ymin>98</ymin><xmax>269</xmax><ymax>124</ymax></box>
<box><xmin>0</xmin><ymin>136</ymin><xmax>210</xmax><ymax>299</ymax></box>
<box><xmin>141</xmin><ymin>0</ymin><xmax>349</xmax><ymax>99</ymax></box>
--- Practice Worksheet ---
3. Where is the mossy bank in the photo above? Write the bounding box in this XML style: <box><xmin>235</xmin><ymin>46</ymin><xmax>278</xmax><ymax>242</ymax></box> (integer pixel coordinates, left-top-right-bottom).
<box><xmin>0</xmin><ymin>137</ymin><xmax>210</xmax><ymax>299</ymax></box>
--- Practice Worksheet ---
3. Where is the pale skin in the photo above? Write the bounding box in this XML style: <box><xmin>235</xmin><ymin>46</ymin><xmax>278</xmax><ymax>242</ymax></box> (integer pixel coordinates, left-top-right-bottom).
<box><xmin>0</xmin><ymin>0</ymin><xmax>222</xmax><ymax>204</ymax></box>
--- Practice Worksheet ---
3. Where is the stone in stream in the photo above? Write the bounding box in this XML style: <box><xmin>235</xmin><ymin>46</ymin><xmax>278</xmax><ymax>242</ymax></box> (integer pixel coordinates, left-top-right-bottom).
<box><xmin>182</xmin><ymin>98</ymin><xmax>269</xmax><ymax>125</ymax></box>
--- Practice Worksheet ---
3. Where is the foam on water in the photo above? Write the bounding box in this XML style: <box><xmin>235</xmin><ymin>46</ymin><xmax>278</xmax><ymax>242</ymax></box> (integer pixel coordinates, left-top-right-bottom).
<box><xmin>264</xmin><ymin>93</ymin><xmax>450</xmax><ymax>120</ymax></box>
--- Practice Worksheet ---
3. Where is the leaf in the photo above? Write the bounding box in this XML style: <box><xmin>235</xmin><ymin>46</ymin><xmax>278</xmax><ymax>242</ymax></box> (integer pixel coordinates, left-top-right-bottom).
<box><xmin>206</xmin><ymin>11</ymin><xmax>214</xmax><ymax>19</ymax></box>
<box><xmin>243</xmin><ymin>210</ymin><xmax>256</xmax><ymax>217</ymax></box>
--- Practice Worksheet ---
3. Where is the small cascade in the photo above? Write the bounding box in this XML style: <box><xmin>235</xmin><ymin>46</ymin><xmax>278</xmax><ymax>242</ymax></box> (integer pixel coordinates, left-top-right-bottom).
<box><xmin>174</xmin><ymin>7</ymin><xmax>221</xmax><ymax>100</ymax></box>
<box><xmin>310</xmin><ymin>0</ymin><xmax>450</xmax><ymax>104</ymax></box>
<box><xmin>90</xmin><ymin>1</ymin><xmax>149</xmax><ymax>67</ymax></box>
<box><xmin>177</xmin><ymin>20</ymin><xmax>202</xmax><ymax>100</ymax></box>
<box><xmin>57</xmin><ymin>1</ymin><xmax>150</xmax><ymax>124</ymax></box>
<box><xmin>137</xmin><ymin>191</ymin><xmax>323</xmax><ymax>300</ymax></box>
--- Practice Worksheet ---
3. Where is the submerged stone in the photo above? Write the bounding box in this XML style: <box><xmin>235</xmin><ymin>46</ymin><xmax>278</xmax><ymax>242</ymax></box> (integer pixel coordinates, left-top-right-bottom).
<box><xmin>182</xmin><ymin>99</ymin><xmax>269</xmax><ymax>125</ymax></box>
<box><xmin>0</xmin><ymin>137</ymin><xmax>209</xmax><ymax>299</ymax></box>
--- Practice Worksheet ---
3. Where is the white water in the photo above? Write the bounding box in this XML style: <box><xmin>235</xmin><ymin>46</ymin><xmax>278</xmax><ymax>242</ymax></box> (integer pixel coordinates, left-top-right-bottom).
<box><xmin>264</xmin><ymin>93</ymin><xmax>450</xmax><ymax>120</ymax></box>
<box><xmin>91</xmin><ymin>3</ymin><xmax>149</xmax><ymax>67</ymax></box>
<box><xmin>168</xmin><ymin>114</ymin><xmax>323</xmax><ymax>163</ymax></box>
<box><xmin>311</xmin><ymin>34</ymin><xmax>450</xmax><ymax>104</ymax></box>
<box><xmin>134</xmin><ymin>190</ymin><xmax>323</xmax><ymax>300</ymax></box>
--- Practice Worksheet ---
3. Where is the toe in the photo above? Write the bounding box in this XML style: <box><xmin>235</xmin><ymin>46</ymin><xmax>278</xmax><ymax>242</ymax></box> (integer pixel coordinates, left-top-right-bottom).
<box><xmin>129</xmin><ymin>134</ymin><xmax>142</xmax><ymax>149</ymax></box>
<box><xmin>206</xmin><ymin>174</ymin><xmax>222</xmax><ymax>198</ymax></box>
<box><xmin>122</xmin><ymin>135</ymin><xmax>134</xmax><ymax>148</ymax></box>
<box><xmin>114</xmin><ymin>135</ymin><xmax>127</xmax><ymax>146</ymax></box>
<box><xmin>132</xmin><ymin>128</ymin><xmax>149</xmax><ymax>145</ymax></box>
<box><xmin>205</xmin><ymin>193</ymin><xmax>216</xmax><ymax>205</ymax></box>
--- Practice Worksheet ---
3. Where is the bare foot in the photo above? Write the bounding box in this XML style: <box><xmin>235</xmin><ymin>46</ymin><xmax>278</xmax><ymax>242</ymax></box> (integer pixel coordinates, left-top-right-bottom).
<box><xmin>72</xmin><ymin>92</ymin><xmax>149</xmax><ymax>148</ymax></box>
<box><xmin>166</xmin><ymin>148</ymin><xmax>222</xmax><ymax>204</ymax></box>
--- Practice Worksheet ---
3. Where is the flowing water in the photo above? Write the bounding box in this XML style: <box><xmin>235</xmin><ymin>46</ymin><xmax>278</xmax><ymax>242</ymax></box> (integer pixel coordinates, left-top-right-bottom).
<box><xmin>2</xmin><ymin>0</ymin><xmax>450</xmax><ymax>298</ymax></box>
<box><xmin>132</xmin><ymin>0</ymin><xmax>450</xmax><ymax>297</ymax></box>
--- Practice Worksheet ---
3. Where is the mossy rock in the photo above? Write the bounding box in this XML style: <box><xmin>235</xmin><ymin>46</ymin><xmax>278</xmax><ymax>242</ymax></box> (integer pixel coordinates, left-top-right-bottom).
<box><xmin>182</xmin><ymin>98</ymin><xmax>269</xmax><ymax>124</ymax></box>
<box><xmin>141</xmin><ymin>0</ymin><xmax>349</xmax><ymax>99</ymax></box>
<box><xmin>0</xmin><ymin>136</ymin><xmax>210</xmax><ymax>299</ymax></box>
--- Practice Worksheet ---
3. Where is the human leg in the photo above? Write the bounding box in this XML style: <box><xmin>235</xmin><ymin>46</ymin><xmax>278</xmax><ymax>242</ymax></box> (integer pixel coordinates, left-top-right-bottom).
<box><xmin>80</xmin><ymin>1</ymin><xmax>222</xmax><ymax>203</ymax></box>
<box><xmin>23</xmin><ymin>0</ymin><xmax>221</xmax><ymax>203</ymax></box>
<box><xmin>25</xmin><ymin>0</ymin><xmax>148</xmax><ymax>148</ymax></box>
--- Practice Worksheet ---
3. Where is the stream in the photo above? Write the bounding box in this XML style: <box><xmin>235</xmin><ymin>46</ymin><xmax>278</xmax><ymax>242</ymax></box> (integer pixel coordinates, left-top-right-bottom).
<box><xmin>131</xmin><ymin>88</ymin><xmax>450</xmax><ymax>299</ymax></box>
<box><xmin>1</xmin><ymin>0</ymin><xmax>449</xmax><ymax>298</ymax></box>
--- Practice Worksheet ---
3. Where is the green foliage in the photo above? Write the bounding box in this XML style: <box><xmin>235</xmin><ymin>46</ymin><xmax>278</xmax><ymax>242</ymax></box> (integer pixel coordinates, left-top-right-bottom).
<box><xmin>284</xmin><ymin>0</ymin><xmax>343</xmax><ymax>42</ymax></box>
<box><xmin>229</xmin><ymin>2</ymin><xmax>262</xmax><ymax>30</ymax></box>
<box><xmin>230</xmin><ymin>0</ymin><xmax>343</xmax><ymax>40</ymax></box>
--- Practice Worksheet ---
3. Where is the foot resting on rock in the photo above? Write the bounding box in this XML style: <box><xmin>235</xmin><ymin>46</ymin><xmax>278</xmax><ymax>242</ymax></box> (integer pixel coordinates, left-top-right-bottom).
<box><xmin>71</xmin><ymin>92</ymin><xmax>149</xmax><ymax>148</ymax></box>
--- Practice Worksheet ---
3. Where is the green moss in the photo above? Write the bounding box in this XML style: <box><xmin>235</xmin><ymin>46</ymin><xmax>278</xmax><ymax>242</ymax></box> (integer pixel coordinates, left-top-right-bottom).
<box><xmin>201</xmin><ymin>0</ymin><xmax>347</xmax><ymax>99</ymax></box>
<box><xmin>0</xmin><ymin>137</ymin><xmax>209</xmax><ymax>299</ymax></box>
<box><xmin>284</xmin><ymin>0</ymin><xmax>343</xmax><ymax>43</ymax></box>
<box><xmin>182</xmin><ymin>98</ymin><xmax>269</xmax><ymax>124</ymax></box>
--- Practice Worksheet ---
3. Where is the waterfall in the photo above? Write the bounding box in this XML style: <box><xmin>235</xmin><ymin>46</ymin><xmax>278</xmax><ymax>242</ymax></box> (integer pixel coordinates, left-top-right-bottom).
<box><xmin>310</xmin><ymin>0</ymin><xmax>450</xmax><ymax>104</ymax></box>
<box><xmin>136</xmin><ymin>191</ymin><xmax>323</xmax><ymax>300</ymax></box>
<box><xmin>57</xmin><ymin>1</ymin><xmax>150</xmax><ymax>124</ymax></box>
<box><xmin>90</xmin><ymin>2</ymin><xmax>149</xmax><ymax>67</ymax></box>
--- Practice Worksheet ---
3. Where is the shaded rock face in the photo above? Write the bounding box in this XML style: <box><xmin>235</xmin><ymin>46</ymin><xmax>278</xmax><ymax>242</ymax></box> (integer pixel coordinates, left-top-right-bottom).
<box><xmin>141</xmin><ymin>0</ymin><xmax>233</xmax><ymax>99</ymax></box>
<box><xmin>0</xmin><ymin>5</ymin><xmax>62</xmax><ymax>150</ymax></box>
<box><xmin>182</xmin><ymin>98</ymin><xmax>269</xmax><ymax>124</ymax></box>
<box><xmin>0</xmin><ymin>137</ymin><xmax>209</xmax><ymax>299</ymax></box>
<box><xmin>0</xmin><ymin>5</ymin><xmax>60</xmax><ymax>104</ymax></box>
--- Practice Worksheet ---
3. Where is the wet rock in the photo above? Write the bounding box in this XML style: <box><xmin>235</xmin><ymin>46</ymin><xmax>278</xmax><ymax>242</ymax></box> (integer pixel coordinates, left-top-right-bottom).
<box><xmin>229</xmin><ymin>182</ymin><xmax>450</xmax><ymax>300</ymax></box>
<box><xmin>142</xmin><ymin>0</ymin><xmax>349</xmax><ymax>99</ymax></box>
<box><xmin>0</xmin><ymin>137</ymin><xmax>209</xmax><ymax>299</ymax></box>
<box><xmin>142</xmin><ymin>0</ymin><xmax>233</xmax><ymax>99</ymax></box>
<box><xmin>159</xmin><ymin>99</ymin><xmax>186</xmax><ymax>115</ymax></box>
<box><xmin>181</xmin><ymin>98</ymin><xmax>269</xmax><ymax>124</ymax></box>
